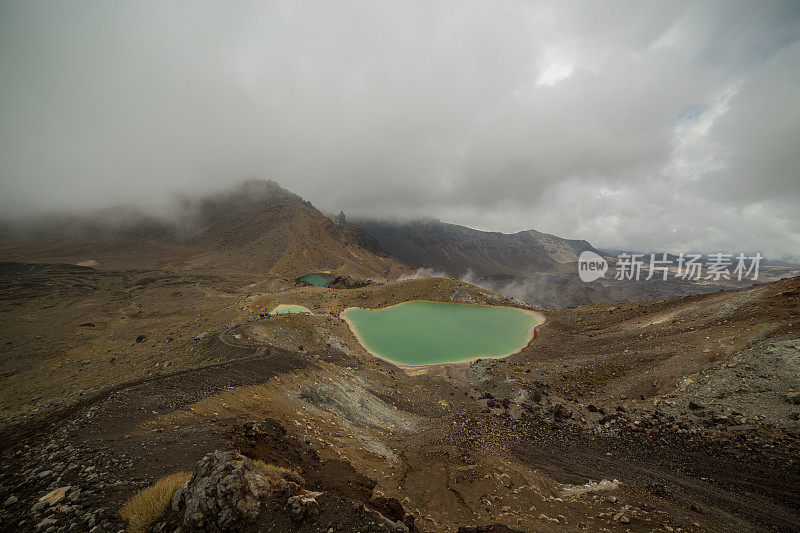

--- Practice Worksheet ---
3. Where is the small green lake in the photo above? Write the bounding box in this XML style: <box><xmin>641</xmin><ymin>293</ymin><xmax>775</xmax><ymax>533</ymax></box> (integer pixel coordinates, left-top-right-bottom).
<box><xmin>299</xmin><ymin>273</ymin><xmax>333</xmax><ymax>287</ymax></box>
<box><xmin>341</xmin><ymin>301</ymin><xmax>544</xmax><ymax>366</ymax></box>
<box><xmin>271</xmin><ymin>304</ymin><xmax>313</xmax><ymax>314</ymax></box>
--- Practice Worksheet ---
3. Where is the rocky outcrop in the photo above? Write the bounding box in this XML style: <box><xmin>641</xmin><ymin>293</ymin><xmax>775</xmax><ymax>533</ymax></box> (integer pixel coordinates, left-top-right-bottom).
<box><xmin>157</xmin><ymin>449</ymin><xmax>414</xmax><ymax>532</ymax></box>
<box><xmin>168</xmin><ymin>450</ymin><xmax>279</xmax><ymax>532</ymax></box>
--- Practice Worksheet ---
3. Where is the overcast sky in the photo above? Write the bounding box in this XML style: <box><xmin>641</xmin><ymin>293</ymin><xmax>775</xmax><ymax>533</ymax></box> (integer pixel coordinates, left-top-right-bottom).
<box><xmin>1</xmin><ymin>1</ymin><xmax>799</xmax><ymax>259</ymax></box>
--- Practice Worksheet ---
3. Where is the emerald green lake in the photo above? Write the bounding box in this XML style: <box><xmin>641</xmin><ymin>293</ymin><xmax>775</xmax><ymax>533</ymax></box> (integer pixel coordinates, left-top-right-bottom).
<box><xmin>299</xmin><ymin>273</ymin><xmax>332</xmax><ymax>287</ymax></box>
<box><xmin>342</xmin><ymin>301</ymin><xmax>544</xmax><ymax>366</ymax></box>
<box><xmin>271</xmin><ymin>304</ymin><xmax>313</xmax><ymax>314</ymax></box>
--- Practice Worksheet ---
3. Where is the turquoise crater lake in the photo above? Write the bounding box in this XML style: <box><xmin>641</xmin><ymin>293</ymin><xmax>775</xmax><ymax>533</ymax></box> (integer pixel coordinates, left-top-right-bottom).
<box><xmin>341</xmin><ymin>301</ymin><xmax>544</xmax><ymax>366</ymax></box>
<box><xmin>299</xmin><ymin>273</ymin><xmax>333</xmax><ymax>287</ymax></box>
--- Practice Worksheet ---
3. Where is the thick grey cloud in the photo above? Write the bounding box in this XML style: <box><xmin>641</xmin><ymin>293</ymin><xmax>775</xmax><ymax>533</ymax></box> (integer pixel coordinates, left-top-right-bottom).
<box><xmin>1</xmin><ymin>1</ymin><xmax>799</xmax><ymax>259</ymax></box>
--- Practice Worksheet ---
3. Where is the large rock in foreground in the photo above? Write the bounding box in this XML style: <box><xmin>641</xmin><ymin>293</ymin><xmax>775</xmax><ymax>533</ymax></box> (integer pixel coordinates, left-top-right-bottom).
<box><xmin>157</xmin><ymin>449</ymin><xmax>411</xmax><ymax>532</ymax></box>
<box><xmin>169</xmin><ymin>451</ymin><xmax>277</xmax><ymax>532</ymax></box>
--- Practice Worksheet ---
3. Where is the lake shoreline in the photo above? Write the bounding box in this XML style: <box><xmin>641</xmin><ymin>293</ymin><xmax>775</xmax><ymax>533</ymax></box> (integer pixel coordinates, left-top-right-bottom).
<box><xmin>271</xmin><ymin>304</ymin><xmax>314</xmax><ymax>314</ymax></box>
<box><xmin>340</xmin><ymin>299</ymin><xmax>547</xmax><ymax>369</ymax></box>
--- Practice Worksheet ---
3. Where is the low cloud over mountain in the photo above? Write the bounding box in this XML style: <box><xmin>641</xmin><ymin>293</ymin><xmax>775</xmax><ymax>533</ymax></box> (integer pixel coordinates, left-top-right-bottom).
<box><xmin>1</xmin><ymin>1</ymin><xmax>799</xmax><ymax>259</ymax></box>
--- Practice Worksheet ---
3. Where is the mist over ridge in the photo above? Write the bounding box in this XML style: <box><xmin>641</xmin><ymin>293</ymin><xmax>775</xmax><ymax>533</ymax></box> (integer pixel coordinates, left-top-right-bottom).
<box><xmin>1</xmin><ymin>1</ymin><xmax>800</xmax><ymax>260</ymax></box>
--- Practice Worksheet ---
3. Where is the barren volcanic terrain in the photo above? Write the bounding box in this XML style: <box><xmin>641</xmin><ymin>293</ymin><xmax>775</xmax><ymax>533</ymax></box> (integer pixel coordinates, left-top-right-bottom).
<box><xmin>0</xmin><ymin>184</ymin><xmax>798</xmax><ymax>532</ymax></box>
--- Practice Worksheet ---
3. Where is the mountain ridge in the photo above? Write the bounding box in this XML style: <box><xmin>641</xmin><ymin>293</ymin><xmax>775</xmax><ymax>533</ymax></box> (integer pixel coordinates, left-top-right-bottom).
<box><xmin>348</xmin><ymin>217</ymin><xmax>603</xmax><ymax>278</ymax></box>
<box><xmin>0</xmin><ymin>180</ymin><xmax>407</xmax><ymax>280</ymax></box>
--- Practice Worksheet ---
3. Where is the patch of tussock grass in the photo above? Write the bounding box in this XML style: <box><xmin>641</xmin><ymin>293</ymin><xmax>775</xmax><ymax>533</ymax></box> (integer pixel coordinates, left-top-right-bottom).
<box><xmin>253</xmin><ymin>459</ymin><xmax>292</xmax><ymax>478</ymax></box>
<box><xmin>120</xmin><ymin>471</ymin><xmax>192</xmax><ymax>533</ymax></box>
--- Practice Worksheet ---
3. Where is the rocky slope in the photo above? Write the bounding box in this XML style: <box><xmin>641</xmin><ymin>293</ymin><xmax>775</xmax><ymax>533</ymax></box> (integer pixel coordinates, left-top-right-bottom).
<box><xmin>0</xmin><ymin>180</ymin><xmax>407</xmax><ymax>280</ymax></box>
<box><xmin>350</xmin><ymin>218</ymin><xmax>600</xmax><ymax>278</ymax></box>
<box><xmin>182</xmin><ymin>180</ymin><xmax>405</xmax><ymax>279</ymax></box>
<box><xmin>349</xmin><ymin>218</ymin><xmax>798</xmax><ymax>308</ymax></box>
<box><xmin>158</xmin><ymin>449</ymin><xmax>414</xmax><ymax>532</ymax></box>
<box><xmin>0</xmin><ymin>265</ymin><xmax>798</xmax><ymax>532</ymax></box>
<box><xmin>0</xmin><ymin>185</ymin><xmax>799</xmax><ymax>531</ymax></box>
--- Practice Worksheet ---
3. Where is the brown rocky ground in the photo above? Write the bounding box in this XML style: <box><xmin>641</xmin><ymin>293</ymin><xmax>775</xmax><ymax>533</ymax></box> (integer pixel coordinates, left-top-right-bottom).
<box><xmin>0</xmin><ymin>263</ymin><xmax>798</xmax><ymax>532</ymax></box>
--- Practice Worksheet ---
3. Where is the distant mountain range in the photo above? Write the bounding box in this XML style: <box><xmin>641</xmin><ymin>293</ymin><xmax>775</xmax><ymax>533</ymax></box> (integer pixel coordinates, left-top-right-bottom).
<box><xmin>345</xmin><ymin>217</ymin><xmax>797</xmax><ymax>308</ymax></box>
<box><xmin>348</xmin><ymin>218</ymin><xmax>603</xmax><ymax>278</ymax></box>
<box><xmin>2</xmin><ymin>180</ymin><xmax>795</xmax><ymax>307</ymax></box>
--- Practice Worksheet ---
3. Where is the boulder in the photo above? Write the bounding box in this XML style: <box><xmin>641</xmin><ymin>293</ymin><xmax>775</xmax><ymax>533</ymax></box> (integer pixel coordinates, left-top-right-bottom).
<box><xmin>169</xmin><ymin>450</ymin><xmax>276</xmax><ymax>532</ymax></box>
<box><xmin>287</xmin><ymin>491</ymin><xmax>322</xmax><ymax>521</ymax></box>
<box><xmin>162</xmin><ymin>448</ymin><xmax>408</xmax><ymax>532</ymax></box>
<box><xmin>39</xmin><ymin>486</ymin><xmax>71</xmax><ymax>506</ymax></box>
